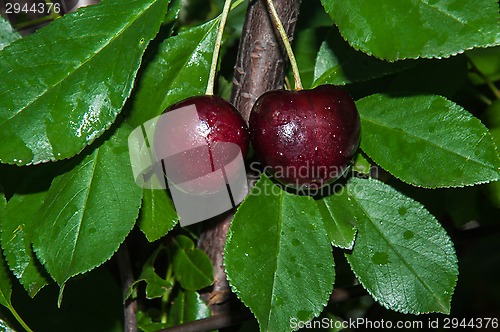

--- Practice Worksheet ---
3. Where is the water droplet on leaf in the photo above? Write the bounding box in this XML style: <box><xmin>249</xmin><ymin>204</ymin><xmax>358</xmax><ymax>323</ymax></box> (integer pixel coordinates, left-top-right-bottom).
<box><xmin>403</xmin><ymin>230</ymin><xmax>414</xmax><ymax>240</ymax></box>
<box><xmin>372</xmin><ymin>252</ymin><xmax>389</xmax><ymax>265</ymax></box>
<box><xmin>398</xmin><ymin>207</ymin><xmax>407</xmax><ymax>216</ymax></box>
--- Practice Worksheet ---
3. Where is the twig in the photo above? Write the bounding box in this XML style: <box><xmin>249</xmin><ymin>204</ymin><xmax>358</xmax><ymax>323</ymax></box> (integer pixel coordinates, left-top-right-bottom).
<box><xmin>158</xmin><ymin>309</ymin><xmax>254</xmax><ymax>332</ymax></box>
<box><xmin>117</xmin><ymin>243</ymin><xmax>137</xmax><ymax>332</ymax></box>
<box><xmin>157</xmin><ymin>285</ymin><xmax>367</xmax><ymax>332</ymax></box>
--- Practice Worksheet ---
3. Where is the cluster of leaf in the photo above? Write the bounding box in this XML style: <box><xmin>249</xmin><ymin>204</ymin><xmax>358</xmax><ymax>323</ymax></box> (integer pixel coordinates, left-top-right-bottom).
<box><xmin>224</xmin><ymin>0</ymin><xmax>500</xmax><ymax>331</ymax></box>
<box><xmin>0</xmin><ymin>0</ymin><xmax>499</xmax><ymax>331</ymax></box>
<box><xmin>130</xmin><ymin>235</ymin><xmax>213</xmax><ymax>331</ymax></box>
<box><xmin>0</xmin><ymin>0</ymin><xmax>230</xmax><ymax>329</ymax></box>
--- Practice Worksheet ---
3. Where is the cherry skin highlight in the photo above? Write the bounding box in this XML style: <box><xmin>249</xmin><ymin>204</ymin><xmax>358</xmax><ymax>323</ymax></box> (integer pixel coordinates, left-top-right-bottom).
<box><xmin>154</xmin><ymin>95</ymin><xmax>249</xmax><ymax>193</ymax></box>
<box><xmin>249</xmin><ymin>84</ymin><xmax>360</xmax><ymax>189</ymax></box>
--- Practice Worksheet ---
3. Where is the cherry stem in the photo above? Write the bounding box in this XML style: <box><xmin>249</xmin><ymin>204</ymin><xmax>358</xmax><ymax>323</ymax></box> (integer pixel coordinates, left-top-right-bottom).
<box><xmin>206</xmin><ymin>0</ymin><xmax>233</xmax><ymax>96</ymax></box>
<box><xmin>265</xmin><ymin>0</ymin><xmax>303</xmax><ymax>90</ymax></box>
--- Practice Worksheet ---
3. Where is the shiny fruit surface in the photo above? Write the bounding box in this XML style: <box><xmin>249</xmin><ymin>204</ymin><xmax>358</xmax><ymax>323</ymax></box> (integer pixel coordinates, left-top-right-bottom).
<box><xmin>154</xmin><ymin>95</ymin><xmax>248</xmax><ymax>193</ymax></box>
<box><xmin>249</xmin><ymin>85</ymin><xmax>360</xmax><ymax>188</ymax></box>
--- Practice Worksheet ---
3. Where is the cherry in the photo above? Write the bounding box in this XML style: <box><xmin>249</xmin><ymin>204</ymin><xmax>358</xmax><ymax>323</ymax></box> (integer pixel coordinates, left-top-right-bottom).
<box><xmin>249</xmin><ymin>84</ymin><xmax>360</xmax><ymax>189</ymax></box>
<box><xmin>154</xmin><ymin>95</ymin><xmax>249</xmax><ymax>193</ymax></box>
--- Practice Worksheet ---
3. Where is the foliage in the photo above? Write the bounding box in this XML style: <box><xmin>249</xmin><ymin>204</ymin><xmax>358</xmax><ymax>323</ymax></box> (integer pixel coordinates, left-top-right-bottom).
<box><xmin>0</xmin><ymin>0</ymin><xmax>499</xmax><ymax>331</ymax></box>
<box><xmin>321</xmin><ymin>0</ymin><xmax>500</xmax><ymax>61</ymax></box>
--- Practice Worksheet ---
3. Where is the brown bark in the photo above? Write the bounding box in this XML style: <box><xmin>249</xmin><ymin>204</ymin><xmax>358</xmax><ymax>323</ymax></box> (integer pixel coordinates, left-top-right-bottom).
<box><xmin>232</xmin><ymin>0</ymin><xmax>302</xmax><ymax>124</ymax></box>
<box><xmin>197</xmin><ymin>0</ymin><xmax>302</xmax><ymax>315</ymax></box>
<box><xmin>116</xmin><ymin>243</ymin><xmax>138</xmax><ymax>332</ymax></box>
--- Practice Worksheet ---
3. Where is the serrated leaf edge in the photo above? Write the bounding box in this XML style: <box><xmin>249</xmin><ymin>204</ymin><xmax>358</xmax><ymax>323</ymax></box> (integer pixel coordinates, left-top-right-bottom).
<box><xmin>0</xmin><ymin>0</ymin><xmax>165</xmax><ymax>166</ymax></box>
<box><xmin>324</xmin><ymin>1</ymin><xmax>500</xmax><ymax>63</ymax></box>
<box><xmin>139</xmin><ymin>189</ymin><xmax>178</xmax><ymax>243</ymax></box>
<box><xmin>32</xmin><ymin>141</ymin><xmax>142</xmax><ymax>289</ymax></box>
<box><xmin>223</xmin><ymin>176</ymin><xmax>333</xmax><ymax>331</ymax></box>
<box><xmin>346</xmin><ymin>177</ymin><xmax>459</xmax><ymax>314</ymax></box>
<box><xmin>358</xmin><ymin>94</ymin><xmax>500</xmax><ymax>188</ymax></box>
<box><xmin>158</xmin><ymin>18</ymin><xmax>219</xmax><ymax>111</ymax></box>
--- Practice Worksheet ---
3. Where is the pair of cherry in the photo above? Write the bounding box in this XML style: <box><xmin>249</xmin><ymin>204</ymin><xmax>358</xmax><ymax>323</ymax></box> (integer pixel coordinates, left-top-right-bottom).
<box><xmin>157</xmin><ymin>85</ymin><xmax>360</xmax><ymax>190</ymax></box>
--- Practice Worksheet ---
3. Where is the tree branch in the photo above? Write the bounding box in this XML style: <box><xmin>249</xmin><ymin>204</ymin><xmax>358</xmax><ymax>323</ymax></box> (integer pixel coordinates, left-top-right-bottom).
<box><xmin>197</xmin><ymin>0</ymin><xmax>302</xmax><ymax>315</ymax></box>
<box><xmin>231</xmin><ymin>0</ymin><xmax>302</xmax><ymax>123</ymax></box>
<box><xmin>197</xmin><ymin>211</ymin><xmax>235</xmax><ymax>314</ymax></box>
<box><xmin>158</xmin><ymin>309</ymin><xmax>254</xmax><ymax>332</ymax></box>
<box><xmin>117</xmin><ymin>243</ymin><xmax>137</xmax><ymax>332</ymax></box>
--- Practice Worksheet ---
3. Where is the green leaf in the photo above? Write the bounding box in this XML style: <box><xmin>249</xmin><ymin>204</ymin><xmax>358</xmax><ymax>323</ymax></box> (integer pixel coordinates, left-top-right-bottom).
<box><xmin>141</xmin><ymin>266</ymin><xmax>173</xmax><ymax>300</ymax></box>
<box><xmin>0</xmin><ymin>189</ymin><xmax>5</xmax><ymax>212</ymax></box>
<box><xmin>352</xmin><ymin>153</ymin><xmax>372</xmax><ymax>175</ymax></box>
<box><xmin>172</xmin><ymin>235</ymin><xmax>213</xmax><ymax>291</ymax></box>
<box><xmin>313</xmin><ymin>28</ymin><xmax>414</xmax><ymax>87</ymax></box>
<box><xmin>357</xmin><ymin>94</ymin><xmax>500</xmax><ymax>188</ymax></box>
<box><xmin>224</xmin><ymin>175</ymin><xmax>335</xmax><ymax>332</ymax></box>
<box><xmin>0</xmin><ymin>0</ymin><xmax>168</xmax><ymax>166</ymax></box>
<box><xmin>0</xmin><ymin>163</ymin><xmax>59</xmax><ymax>298</ymax></box>
<box><xmin>322</xmin><ymin>0</ymin><xmax>500</xmax><ymax>61</ymax></box>
<box><xmin>138</xmin><ymin>188</ymin><xmax>178</xmax><ymax>242</ymax></box>
<box><xmin>130</xmin><ymin>245</ymin><xmax>174</xmax><ymax>300</ymax></box>
<box><xmin>138</xmin><ymin>310</ymin><xmax>169</xmax><ymax>332</ymax></box>
<box><xmin>296</xmin><ymin>0</ymin><xmax>334</xmax><ymax>30</ymax></box>
<box><xmin>127</xmin><ymin>19</ymin><xmax>218</xmax><ymax>127</ymax></box>
<box><xmin>292</xmin><ymin>28</ymin><xmax>327</xmax><ymax>89</ymax></box>
<box><xmin>487</xmin><ymin>184</ymin><xmax>500</xmax><ymax>211</ymax></box>
<box><xmin>0</xmin><ymin>252</ymin><xmax>13</xmax><ymax>309</ymax></box>
<box><xmin>165</xmin><ymin>0</ymin><xmax>183</xmax><ymax>25</ymax></box>
<box><xmin>169</xmin><ymin>290</ymin><xmax>210</xmax><ymax>326</ymax></box>
<box><xmin>316</xmin><ymin>190</ymin><xmax>357</xmax><ymax>250</ymax></box>
<box><xmin>1</xmin><ymin>191</ymin><xmax>49</xmax><ymax>297</ymax></box>
<box><xmin>0</xmin><ymin>250</ymin><xmax>32</xmax><ymax>331</ymax></box>
<box><xmin>345</xmin><ymin>177</ymin><xmax>458</xmax><ymax>314</ymax></box>
<box><xmin>486</xmin><ymin>127</ymin><xmax>500</xmax><ymax>208</ymax></box>
<box><xmin>32</xmin><ymin>124</ymin><xmax>142</xmax><ymax>287</ymax></box>
<box><xmin>15</xmin><ymin>267</ymin><xmax>123</xmax><ymax>332</ymax></box>
<box><xmin>217</xmin><ymin>76</ymin><xmax>233</xmax><ymax>100</ymax></box>
<box><xmin>482</xmin><ymin>99</ymin><xmax>500</xmax><ymax>129</ymax></box>
<box><xmin>0</xmin><ymin>17</ymin><xmax>20</xmax><ymax>51</ymax></box>
<box><xmin>137</xmin><ymin>289</ymin><xmax>210</xmax><ymax>331</ymax></box>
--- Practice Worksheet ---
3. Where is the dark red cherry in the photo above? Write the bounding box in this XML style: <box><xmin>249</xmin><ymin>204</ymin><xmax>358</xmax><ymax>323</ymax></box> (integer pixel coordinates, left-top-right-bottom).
<box><xmin>249</xmin><ymin>85</ymin><xmax>360</xmax><ymax>189</ymax></box>
<box><xmin>154</xmin><ymin>95</ymin><xmax>248</xmax><ymax>193</ymax></box>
